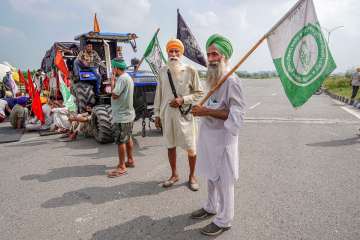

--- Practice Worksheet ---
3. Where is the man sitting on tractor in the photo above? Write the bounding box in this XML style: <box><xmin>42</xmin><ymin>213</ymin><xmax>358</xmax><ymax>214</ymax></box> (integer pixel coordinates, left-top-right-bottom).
<box><xmin>73</xmin><ymin>43</ymin><xmax>105</xmax><ymax>90</ymax></box>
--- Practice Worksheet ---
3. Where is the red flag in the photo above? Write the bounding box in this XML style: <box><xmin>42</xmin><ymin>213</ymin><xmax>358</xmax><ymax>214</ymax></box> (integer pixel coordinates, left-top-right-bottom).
<box><xmin>54</xmin><ymin>50</ymin><xmax>70</xmax><ymax>87</ymax></box>
<box><xmin>43</xmin><ymin>75</ymin><xmax>49</xmax><ymax>91</ymax></box>
<box><xmin>32</xmin><ymin>90</ymin><xmax>45</xmax><ymax>124</ymax></box>
<box><xmin>18</xmin><ymin>69</ymin><xmax>29</xmax><ymax>94</ymax></box>
<box><xmin>27</xmin><ymin>69</ymin><xmax>35</xmax><ymax>98</ymax></box>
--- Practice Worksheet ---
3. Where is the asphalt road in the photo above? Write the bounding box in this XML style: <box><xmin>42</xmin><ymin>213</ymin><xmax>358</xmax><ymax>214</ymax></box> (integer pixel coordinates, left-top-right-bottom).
<box><xmin>1</xmin><ymin>78</ymin><xmax>359</xmax><ymax>240</ymax></box>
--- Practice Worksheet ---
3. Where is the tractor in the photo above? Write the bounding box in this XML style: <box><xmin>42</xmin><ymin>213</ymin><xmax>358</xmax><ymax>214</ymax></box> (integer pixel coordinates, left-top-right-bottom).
<box><xmin>41</xmin><ymin>31</ymin><xmax>157</xmax><ymax>143</ymax></box>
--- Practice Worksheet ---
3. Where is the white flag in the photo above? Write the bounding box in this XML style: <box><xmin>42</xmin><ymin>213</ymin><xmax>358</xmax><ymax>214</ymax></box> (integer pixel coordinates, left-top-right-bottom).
<box><xmin>267</xmin><ymin>0</ymin><xmax>336</xmax><ymax>107</ymax></box>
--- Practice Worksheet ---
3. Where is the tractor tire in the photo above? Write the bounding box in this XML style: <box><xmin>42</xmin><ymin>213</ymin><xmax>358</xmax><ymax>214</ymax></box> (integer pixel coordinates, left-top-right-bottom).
<box><xmin>91</xmin><ymin>105</ymin><xmax>114</xmax><ymax>144</ymax></box>
<box><xmin>73</xmin><ymin>82</ymin><xmax>96</xmax><ymax>113</ymax></box>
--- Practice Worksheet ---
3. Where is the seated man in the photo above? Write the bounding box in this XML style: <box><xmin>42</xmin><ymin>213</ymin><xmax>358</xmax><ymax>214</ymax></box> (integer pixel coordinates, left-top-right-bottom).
<box><xmin>67</xmin><ymin>105</ymin><xmax>93</xmax><ymax>140</ymax></box>
<box><xmin>9</xmin><ymin>98</ymin><xmax>29</xmax><ymax>129</ymax></box>
<box><xmin>51</xmin><ymin>100</ymin><xmax>72</xmax><ymax>133</ymax></box>
<box><xmin>0</xmin><ymin>98</ymin><xmax>11</xmax><ymax>122</ymax></box>
<box><xmin>73</xmin><ymin>43</ymin><xmax>105</xmax><ymax>94</ymax></box>
<box><xmin>25</xmin><ymin>98</ymin><xmax>54</xmax><ymax>131</ymax></box>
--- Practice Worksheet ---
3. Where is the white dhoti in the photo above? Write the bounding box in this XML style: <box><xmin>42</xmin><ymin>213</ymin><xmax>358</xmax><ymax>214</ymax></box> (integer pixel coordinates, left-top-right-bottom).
<box><xmin>52</xmin><ymin>107</ymin><xmax>71</xmax><ymax>130</ymax></box>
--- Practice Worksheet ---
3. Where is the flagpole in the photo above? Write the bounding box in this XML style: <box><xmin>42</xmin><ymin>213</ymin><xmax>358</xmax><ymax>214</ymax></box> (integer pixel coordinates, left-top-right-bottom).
<box><xmin>199</xmin><ymin>35</ymin><xmax>267</xmax><ymax>106</ymax></box>
<box><xmin>135</xmin><ymin>28</ymin><xmax>160</xmax><ymax>71</ymax></box>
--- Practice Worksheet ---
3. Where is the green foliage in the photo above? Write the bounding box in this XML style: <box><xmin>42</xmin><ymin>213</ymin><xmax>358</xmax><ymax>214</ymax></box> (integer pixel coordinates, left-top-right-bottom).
<box><xmin>236</xmin><ymin>71</ymin><xmax>278</xmax><ymax>79</ymax></box>
<box><xmin>323</xmin><ymin>76</ymin><xmax>359</xmax><ymax>100</ymax></box>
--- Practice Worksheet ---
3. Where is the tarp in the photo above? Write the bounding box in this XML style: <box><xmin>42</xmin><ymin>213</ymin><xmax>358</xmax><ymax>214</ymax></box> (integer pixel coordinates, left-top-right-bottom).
<box><xmin>41</xmin><ymin>42</ymin><xmax>80</xmax><ymax>73</ymax></box>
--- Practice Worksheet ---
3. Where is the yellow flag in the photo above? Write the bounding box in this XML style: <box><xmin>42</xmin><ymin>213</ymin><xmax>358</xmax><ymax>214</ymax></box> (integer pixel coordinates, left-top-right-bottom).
<box><xmin>94</xmin><ymin>13</ymin><xmax>100</xmax><ymax>32</ymax></box>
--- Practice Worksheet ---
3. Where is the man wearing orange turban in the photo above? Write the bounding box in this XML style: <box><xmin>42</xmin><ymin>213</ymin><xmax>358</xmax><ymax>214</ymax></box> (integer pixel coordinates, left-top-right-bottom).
<box><xmin>154</xmin><ymin>38</ymin><xmax>203</xmax><ymax>191</ymax></box>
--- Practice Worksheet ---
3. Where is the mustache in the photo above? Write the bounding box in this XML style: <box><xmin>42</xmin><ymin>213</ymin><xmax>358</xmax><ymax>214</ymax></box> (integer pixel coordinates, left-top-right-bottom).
<box><xmin>208</xmin><ymin>61</ymin><xmax>220</xmax><ymax>68</ymax></box>
<box><xmin>169</xmin><ymin>57</ymin><xmax>179</xmax><ymax>61</ymax></box>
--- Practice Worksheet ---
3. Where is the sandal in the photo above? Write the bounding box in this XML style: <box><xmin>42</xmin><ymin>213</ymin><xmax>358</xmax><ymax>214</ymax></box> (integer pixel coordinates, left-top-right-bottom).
<box><xmin>162</xmin><ymin>177</ymin><xmax>179</xmax><ymax>188</ymax></box>
<box><xmin>107</xmin><ymin>169</ymin><xmax>128</xmax><ymax>178</ymax></box>
<box><xmin>125</xmin><ymin>162</ymin><xmax>135</xmax><ymax>168</ymax></box>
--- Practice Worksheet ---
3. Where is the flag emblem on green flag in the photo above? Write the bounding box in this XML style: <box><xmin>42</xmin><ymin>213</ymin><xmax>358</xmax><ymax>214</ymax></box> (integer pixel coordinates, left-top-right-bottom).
<box><xmin>143</xmin><ymin>32</ymin><xmax>166</xmax><ymax>78</ymax></box>
<box><xmin>267</xmin><ymin>0</ymin><xmax>336</xmax><ymax>107</ymax></box>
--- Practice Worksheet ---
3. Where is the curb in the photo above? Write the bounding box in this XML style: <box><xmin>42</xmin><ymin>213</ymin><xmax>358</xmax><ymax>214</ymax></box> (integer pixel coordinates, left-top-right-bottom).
<box><xmin>325</xmin><ymin>90</ymin><xmax>360</xmax><ymax>109</ymax></box>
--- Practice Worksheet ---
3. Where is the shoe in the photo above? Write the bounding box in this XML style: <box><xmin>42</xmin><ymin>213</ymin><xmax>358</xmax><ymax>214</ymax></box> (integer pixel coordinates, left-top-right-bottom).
<box><xmin>188</xmin><ymin>181</ymin><xmax>200</xmax><ymax>191</ymax></box>
<box><xmin>200</xmin><ymin>222</ymin><xmax>231</xmax><ymax>236</ymax></box>
<box><xmin>190</xmin><ymin>208</ymin><xmax>215</xmax><ymax>219</ymax></box>
<box><xmin>162</xmin><ymin>177</ymin><xmax>179</xmax><ymax>188</ymax></box>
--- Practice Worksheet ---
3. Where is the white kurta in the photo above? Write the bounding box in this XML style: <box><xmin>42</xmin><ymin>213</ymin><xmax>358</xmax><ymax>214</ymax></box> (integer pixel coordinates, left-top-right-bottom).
<box><xmin>154</xmin><ymin>63</ymin><xmax>203</xmax><ymax>151</ymax></box>
<box><xmin>196</xmin><ymin>74</ymin><xmax>245</xmax><ymax>183</ymax></box>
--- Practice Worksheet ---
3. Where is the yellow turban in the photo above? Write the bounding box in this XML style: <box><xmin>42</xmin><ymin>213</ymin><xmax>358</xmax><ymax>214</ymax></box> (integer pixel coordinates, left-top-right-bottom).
<box><xmin>40</xmin><ymin>96</ymin><xmax>48</xmax><ymax>105</ymax></box>
<box><xmin>166</xmin><ymin>38</ymin><xmax>184</xmax><ymax>55</ymax></box>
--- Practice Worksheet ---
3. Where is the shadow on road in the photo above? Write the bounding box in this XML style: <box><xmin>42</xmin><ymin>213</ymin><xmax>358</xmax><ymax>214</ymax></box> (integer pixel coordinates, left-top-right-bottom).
<box><xmin>41</xmin><ymin>181</ymin><xmax>182</xmax><ymax>208</ymax></box>
<box><xmin>90</xmin><ymin>214</ymin><xmax>213</xmax><ymax>240</ymax></box>
<box><xmin>20</xmin><ymin>165</ymin><xmax>112</xmax><ymax>182</ymax></box>
<box><xmin>307</xmin><ymin>136</ymin><xmax>360</xmax><ymax>147</ymax></box>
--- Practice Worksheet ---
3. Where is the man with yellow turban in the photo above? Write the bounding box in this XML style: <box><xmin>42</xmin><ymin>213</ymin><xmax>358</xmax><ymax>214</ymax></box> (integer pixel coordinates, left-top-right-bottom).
<box><xmin>154</xmin><ymin>38</ymin><xmax>203</xmax><ymax>191</ymax></box>
<box><xmin>191</xmin><ymin>34</ymin><xmax>245</xmax><ymax>236</ymax></box>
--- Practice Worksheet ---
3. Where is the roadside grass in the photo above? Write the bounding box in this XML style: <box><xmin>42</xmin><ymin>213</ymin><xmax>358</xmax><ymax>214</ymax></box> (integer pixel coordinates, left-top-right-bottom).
<box><xmin>323</xmin><ymin>76</ymin><xmax>360</xmax><ymax>100</ymax></box>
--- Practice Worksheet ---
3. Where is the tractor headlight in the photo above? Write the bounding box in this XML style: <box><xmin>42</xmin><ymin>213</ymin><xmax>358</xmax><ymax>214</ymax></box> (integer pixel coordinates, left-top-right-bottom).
<box><xmin>81</xmin><ymin>73</ymin><xmax>91</xmax><ymax>78</ymax></box>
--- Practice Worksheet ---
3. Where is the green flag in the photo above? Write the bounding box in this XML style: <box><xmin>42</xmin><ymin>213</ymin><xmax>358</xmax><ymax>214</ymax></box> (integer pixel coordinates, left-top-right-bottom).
<box><xmin>143</xmin><ymin>31</ymin><xmax>166</xmax><ymax>78</ymax></box>
<box><xmin>58</xmin><ymin>72</ymin><xmax>77</xmax><ymax>112</ymax></box>
<box><xmin>267</xmin><ymin>0</ymin><xmax>336</xmax><ymax>107</ymax></box>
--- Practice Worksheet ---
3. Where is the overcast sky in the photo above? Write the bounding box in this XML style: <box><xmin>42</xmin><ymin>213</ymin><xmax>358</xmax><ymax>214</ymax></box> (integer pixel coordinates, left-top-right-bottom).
<box><xmin>0</xmin><ymin>0</ymin><xmax>359</xmax><ymax>72</ymax></box>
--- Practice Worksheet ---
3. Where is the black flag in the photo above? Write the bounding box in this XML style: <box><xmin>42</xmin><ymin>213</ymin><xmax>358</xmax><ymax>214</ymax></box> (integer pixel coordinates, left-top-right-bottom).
<box><xmin>177</xmin><ymin>9</ymin><xmax>207</xmax><ymax>67</ymax></box>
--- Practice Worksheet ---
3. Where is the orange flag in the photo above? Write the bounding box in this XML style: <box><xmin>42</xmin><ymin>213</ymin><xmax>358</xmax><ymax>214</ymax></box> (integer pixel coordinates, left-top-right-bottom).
<box><xmin>32</xmin><ymin>90</ymin><xmax>45</xmax><ymax>124</ymax></box>
<box><xmin>94</xmin><ymin>13</ymin><xmax>100</xmax><ymax>32</ymax></box>
<box><xmin>54</xmin><ymin>50</ymin><xmax>70</xmax><ymax>87</ymax></box>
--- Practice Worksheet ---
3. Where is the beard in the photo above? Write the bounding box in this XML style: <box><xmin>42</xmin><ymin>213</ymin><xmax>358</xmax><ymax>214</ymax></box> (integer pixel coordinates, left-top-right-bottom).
<box><xmin>168</xmin><ymin>57</ymin><xmax>182</xmax><ymax>80</ymax></box>
<box><xmin>206</xmin><ymin>59</ymin><xmax>228</xmax><ymax>89</ymax></box>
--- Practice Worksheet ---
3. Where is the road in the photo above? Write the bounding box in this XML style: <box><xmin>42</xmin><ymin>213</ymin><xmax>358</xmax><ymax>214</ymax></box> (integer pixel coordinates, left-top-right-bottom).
<box><xmin>1</xmin><ymin>78</ymin><xmax>359</xmax><ymax>240</ymax></box>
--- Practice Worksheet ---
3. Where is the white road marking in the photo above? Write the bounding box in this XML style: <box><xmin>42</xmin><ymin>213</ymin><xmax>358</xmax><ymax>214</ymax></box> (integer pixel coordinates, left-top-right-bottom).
<box><xmin>340</xmin><ymin>106</ymin><xmax>360</xmax><ymax>120</ymax></box>
<box><xmin>249</xmin><ymin>102</ymin><xmax>261</xmax><ymax>110</ymax></box>
<box><xmin>271</xmin><ymin>93</ymin><xmax>277</xmax><ymax>96</ymax></box>
<box><xmin>244</xmin><ymin>117</ymin><xmax>359</xmax><ymax>124</ymax></box>
<box><xmin>332</xmin><ymin>99</ymin><xmax>360</xmax><ymax>119</ymax></box>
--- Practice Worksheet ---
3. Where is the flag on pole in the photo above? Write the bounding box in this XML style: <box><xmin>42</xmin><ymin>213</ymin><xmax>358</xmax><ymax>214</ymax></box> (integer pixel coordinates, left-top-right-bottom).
<box><xmin>58</xmin><ymin>72</ymin><xmax>77</xmax><ymax>113</ymax></box>
<box><xmin>94</xmin><ymin>13</ymin><xmax>100</xmax><ymax>32</ymax></box>
<box><xmin>31</xmin><ymin>90</ymin><xmax>45</xmax><ymax>124</ymax></box>
<box><xmin>177</xmin><ymin>9</ymin><xmax>207</xmax><ymax>67</ymax></box>
<box><xmin>267</xmin><ymin>0</ymin><xmax>336</xmax><ymax>107</ymax></box>
<box><xmin>27</xmin><ymin>70</ymin><xmax>35</xmax><ymax>98</ymax></box>
<box><xmin>18</xmin><ymin>69</ymin><xmax>28</xmax><ymax>94</ymax></box>
<box><xmin>54</xmin><ymin>50</ymin><xmax>70</xmax><ymax>87</ymax></box>
<box><xmin>143</xmin><ymin>30</ymin><xmax>166</xmax><ymax>77</ymax></box>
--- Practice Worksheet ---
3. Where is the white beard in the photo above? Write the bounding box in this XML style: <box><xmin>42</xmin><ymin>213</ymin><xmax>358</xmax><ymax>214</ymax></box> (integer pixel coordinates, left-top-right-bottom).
<box><xmin>168</xmin><ymin>58</ymin><xmax>182</xmax><ymax>80</ymax></box>
<box><xmin>206</xmin><ymin>60</ymin><xmax>228</xmax><ymax>89</ymax></box>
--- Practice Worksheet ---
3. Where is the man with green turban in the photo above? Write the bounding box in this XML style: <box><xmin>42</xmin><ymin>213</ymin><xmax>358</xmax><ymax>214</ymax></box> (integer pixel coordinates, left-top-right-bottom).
<box><xmin>191</xmin><ymin>34</ymin><xmax>245</xmax><ymax>236</ymax></box>
<box><xmin>108</xmin><ymin>58</ymin><xmax>136</xmax><ymax>178</ymax></box>
<box><xmin>206</xmin><ymin>34</ymin><xmax>233</xmax><ymax>59</ymax></box>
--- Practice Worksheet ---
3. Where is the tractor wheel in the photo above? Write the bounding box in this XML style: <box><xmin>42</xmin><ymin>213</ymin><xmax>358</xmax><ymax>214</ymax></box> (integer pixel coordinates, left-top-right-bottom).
<box><xmin>91</xmin><ymin>105</ymin><xmax>114</xmax><ymax>144</ymax></box>
<box><xmin>73</xmin><ymin>82</ymin><xmax>96</xmax><ymax>113</ymax></box>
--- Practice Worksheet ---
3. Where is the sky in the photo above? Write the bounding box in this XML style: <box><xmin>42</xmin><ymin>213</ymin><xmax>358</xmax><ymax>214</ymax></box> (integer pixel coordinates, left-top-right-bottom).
<box><xmin>0</xmin><ymin>0</ymin><xmax>359</xmax><ymax>72</ymax></box>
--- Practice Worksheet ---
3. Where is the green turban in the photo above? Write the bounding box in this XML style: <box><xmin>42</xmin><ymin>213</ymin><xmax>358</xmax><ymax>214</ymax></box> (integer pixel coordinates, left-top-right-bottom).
<box><xmin>206</xmin><ymin>34</ymin><xmax>233</xmax><ymax>59</ymax></box>
<box><xmin>111</xmin><ymin>59</ymin><xmax>127</xmax><ymax>70</ymax></box>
